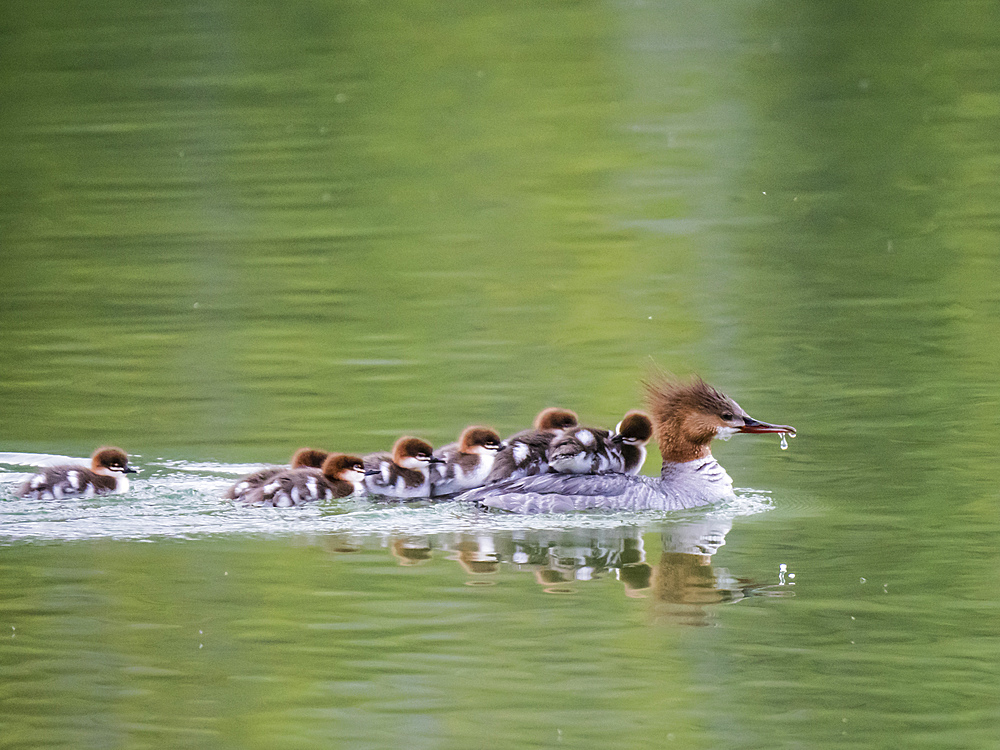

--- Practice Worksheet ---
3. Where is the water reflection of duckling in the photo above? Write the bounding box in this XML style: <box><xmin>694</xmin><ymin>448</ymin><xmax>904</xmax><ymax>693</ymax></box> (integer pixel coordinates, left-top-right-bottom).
<box><xmin>241</xmin><ymin>453</ymin><xmax>369</xmax><ymax>507</ymax></box>
<box><xmin>431</xmin><ymin>426</ymin><xmax>503</xmax><ymax>496</ymax></box>
<box><xmin>225</xmin><ymin>447</ymin><xmax>329</xmax><ymax>502</ymax></box>
<box><xmin>504</xmin><ymin>529</ymin><xmax>649</xmax><ymax>594</ymax></box>
<box><xmin>364</xmin><ymin>437</ymin><xmax>443</xmax><ymax>499</ymax></box>
<box><xmin>487</xmin><ymin>407</ymin><xmax>578</xmax><ymax>482</ymax></box>
<box><xmin>18</xmin><ymin>447</ymin><xmax>137</xmax><ymax>499</ymax></box>
<box><xmin>448</xmin><ymin>535</ymin><xmax>500</xmax><ymax>576</ymax></box>
<box><xmin>464</xmin><ymin>377</ymin><xmax>795</xmax><ymax>512</ymax></box>
<box><xmin>618</xmin><ymin>563</ymin><xmax>654</xmax><ymax>597</ymax></box>
<box><xmin>391</xmin><ymin>538</ymin><xmax>434</xmax><ymax>566</ymax></box>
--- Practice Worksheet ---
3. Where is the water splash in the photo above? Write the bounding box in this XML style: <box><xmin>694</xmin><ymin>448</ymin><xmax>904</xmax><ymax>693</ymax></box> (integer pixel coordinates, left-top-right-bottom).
<box><xmin>779</xmin><ymin>433</ymin><xmax>789</xmax><ymax>450</ymax></box>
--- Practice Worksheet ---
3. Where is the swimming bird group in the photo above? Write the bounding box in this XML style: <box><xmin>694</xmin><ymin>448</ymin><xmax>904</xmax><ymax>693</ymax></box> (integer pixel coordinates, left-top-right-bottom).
<box><xmin>14</xmin><ymin>377</ymin><xmax>795</xmax><ymax>513</ymax></box>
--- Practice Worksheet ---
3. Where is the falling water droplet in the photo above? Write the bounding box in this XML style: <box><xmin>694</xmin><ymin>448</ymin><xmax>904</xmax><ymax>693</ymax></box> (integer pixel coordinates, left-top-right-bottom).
<box><xmin>779</xmin><ymin>433</ymin><xmax>789</xmax><ymax>450</ymax></box>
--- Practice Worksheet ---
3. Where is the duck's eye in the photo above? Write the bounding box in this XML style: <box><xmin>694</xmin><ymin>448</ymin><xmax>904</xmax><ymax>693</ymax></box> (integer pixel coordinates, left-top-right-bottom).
<box><xmin>721</xmin><ymin>413</ymin><xmax>734</xmax><ymax>421</ymax></box>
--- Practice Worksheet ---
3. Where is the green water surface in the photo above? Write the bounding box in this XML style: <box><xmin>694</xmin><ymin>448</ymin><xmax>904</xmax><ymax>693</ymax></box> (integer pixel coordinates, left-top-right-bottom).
<box><xmin>2</xmin><ymin>0</ymin><xmax>1000</xmax><ymax>748</ymax></box>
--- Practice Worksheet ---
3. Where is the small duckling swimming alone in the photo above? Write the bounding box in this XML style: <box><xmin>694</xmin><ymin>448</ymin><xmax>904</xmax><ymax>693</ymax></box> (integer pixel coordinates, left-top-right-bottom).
<box><xmin>364</xmin><ymin>437</ymin><xmax>443</xmax><ymax>499</ymax></box>
<box><xmin>17</xmin><ymin>447</ymin><xmax>137</xmax><ymax>499</ymax></box>
<box><xmin>486</xmin><ymin>407</ymin><xmax>579</xmax><ymax>482</ymax></box>
<box><xmin>431</xmin><ymin>426</ymin><xmax>504</xmax><ymax>497</ymax></box>
<box><xmin>462</xmin><ymin>378</ymin><xmax>794</xmax><ymax>513</ymax></box>
<box><xmin>224</xmin><ymin>447</ymin><xmax>329</xmax><ymax>503</ymax></box>
<box><xmin>240</xmin><ymin>453</ymin><xmax>370</xmax><ymax>507</ymax></box>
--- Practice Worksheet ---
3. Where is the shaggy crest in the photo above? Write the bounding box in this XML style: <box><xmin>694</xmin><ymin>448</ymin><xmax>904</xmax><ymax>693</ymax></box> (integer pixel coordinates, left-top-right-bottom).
<box><xmin>643</xmin><ymin>377</ymin><xmax>743</xmax><ymax>461</ymax></box>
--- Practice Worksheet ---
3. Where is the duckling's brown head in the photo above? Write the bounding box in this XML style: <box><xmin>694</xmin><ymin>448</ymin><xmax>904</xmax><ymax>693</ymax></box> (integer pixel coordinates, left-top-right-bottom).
<box><xmin>533</xmin><ymin>407</ymin><xmax>579</xmax><ymax>431</ymax></box>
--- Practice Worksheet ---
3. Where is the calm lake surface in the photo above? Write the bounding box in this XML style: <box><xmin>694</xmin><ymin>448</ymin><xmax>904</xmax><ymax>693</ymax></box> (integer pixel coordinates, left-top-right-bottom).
<box><xmin>3</xmin><ymin>0</ymin><xmax>1000</xmax><ymax>747</ymax></box>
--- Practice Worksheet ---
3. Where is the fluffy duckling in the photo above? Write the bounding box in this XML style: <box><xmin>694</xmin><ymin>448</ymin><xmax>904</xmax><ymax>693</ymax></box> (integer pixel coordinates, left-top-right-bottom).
<box><xmin>18</xmin><ymin>447</ymin><xmax>137</xmax><ymax>499</ymax></box>
<box><xmin>364</xmin><ymin>437</ymin><xmax>443</xmax><ymax>498</ymax></box>
<box><xmin>486</xmin><ymin>407</ymin><xmax>579</xmax><ymax>482</ymax></box>
<box><xmin>224</xmin><ymin>447</ymin><xmax>329</xmax><ymax>503</ymax></box>
<box><xmin>431</xmin><ymin>426</ymin><xmax>504</xmax><ymax>496</ymax></box>
<box><xmin>608</xmin><ymin>410</ymin><xmax>654</xmax><ymax>475</ymax></box>
<box><xmin>240</xmin><ymin>453</ymin><xmax>370</xmax><ymax>507</ymax></box>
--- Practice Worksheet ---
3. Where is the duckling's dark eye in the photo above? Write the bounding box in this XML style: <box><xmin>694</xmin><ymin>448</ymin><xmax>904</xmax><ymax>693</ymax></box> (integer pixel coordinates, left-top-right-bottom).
<box><xmin>721</xmin><ymin>413</ymin><xmax>734</xmax><ymax>421</ymax></box>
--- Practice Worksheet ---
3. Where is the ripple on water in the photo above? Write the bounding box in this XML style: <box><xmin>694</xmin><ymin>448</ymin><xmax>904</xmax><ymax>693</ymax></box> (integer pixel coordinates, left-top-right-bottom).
<box><xmin>0</xmin><ymin>455</ymin><xmax>775</xmax><ymax>543</ymax></box>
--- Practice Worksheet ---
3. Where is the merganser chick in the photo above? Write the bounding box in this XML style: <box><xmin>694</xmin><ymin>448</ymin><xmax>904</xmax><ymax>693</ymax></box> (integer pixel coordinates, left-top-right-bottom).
<box><xmin>545</xmin><ymin>426</ymin><xmax>616</xmax><ymax>474</ymax></box>
<box><xmin>224</xmin><ymin>447</ymin><xmax>329</xmax><ymax>502</ymax></box>
<box><xmin>486</xmin><ymin>407</ymin><xmax>579</xmax><ymax>482</ymax></box>
<box><xmin>17</xmin><ymin>447</ymin><xmax>138</xmax><ymax>499</ymax></box>
<box><xmin>431</xmin><ymin>426</ymin><xmax>504</xmax><ymax>497</ymax></box>
<box><xmin>364</xmin><ymin>437</ymin><xmax>444</xmax><ymax>498</ymax></box>
<box><xmin>608</xmin><ymin>411</ymin><xmax>654</xmax><ymax>475</ymax></box>
<box><xmin>461</xmin><ymin>378</ymin><xmax>795</xmax><ymax>513</ymax></box>
<box><xmin>241</xmin><ymin>453</ymin><xmax>370</xmax><ymax>507</ymax></box>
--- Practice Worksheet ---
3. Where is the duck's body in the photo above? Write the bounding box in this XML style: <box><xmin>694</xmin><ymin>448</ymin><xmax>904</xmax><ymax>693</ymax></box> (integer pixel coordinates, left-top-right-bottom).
<box><xmin>431</xmin><ymin>427</ymin><xmax>503</xmax><ymax>496</ymax></box>
<box><xmin>17</xmin><ymin>447</ymin><xmax>137</xmax><ymax>500</ymax></box>
<box><xmin>364</xmin><ymin>437</ymin><xmax>442</xmax><ymax>499</ymax></box>
<box><xmin>464</xmin><ymin>456</ymin><xmax>734</xmax><ymax>513</ymax></box>
<box><xmin>487</xmin><ymin>408</ymin><xmax>578</xmax><ymax>482</ymax></box>
<box><xmin>462</xmin><ymin>378</ymin><xmax>794</xmax><ymax>513</ymax></box>
<box><xmin>241</xmin><ymin>454</ymin><xmax>369</xmax><ymax>507</ymax></box>
<box><xmin>225</xmin><ymin>447</ymin><xmax>328</xmax><ymax>503</ymax></box>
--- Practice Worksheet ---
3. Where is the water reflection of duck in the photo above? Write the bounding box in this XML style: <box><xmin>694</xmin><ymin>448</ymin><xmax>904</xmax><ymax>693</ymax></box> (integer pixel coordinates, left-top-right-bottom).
<box><xmin>650</xmin><ymin>519</ymin><xmax>766</xmax><ymax>626</ymax></box>
<box><xmin>391</xmin><ymin>537</ymin><xmax>434</xmax><ymax>566</ymax></box>
<box><xmin>18</xmin><ymin>447</ymin><xmax>137</xmax><ymax>499</ymax></box>
<box><xmin>505</xmin><ymin>528</ymin><xmax>650</xmax><ymax>592</ymax></box>
<box><xmin>462</xmin><ymin>378</ymin><xmax>795</xmax><ymax>513</ymax></box>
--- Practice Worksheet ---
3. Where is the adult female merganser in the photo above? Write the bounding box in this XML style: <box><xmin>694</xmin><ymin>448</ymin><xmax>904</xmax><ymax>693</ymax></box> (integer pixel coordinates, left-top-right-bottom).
<box><xmin>224</xmin><ymin>447</ymin><xmax>329</xmax><ymax>502</ymax></box>
<box><xmin>461</xmin><ymin>378</ymin><xmax>794</xmax><ymax>513</ymax></box>
<box><xmin>431</xmin><ymin>426</ymin><xmax>504</xmax><ymax>496</ymax></box>
<box><xmin>240</xmin><ymin>453</ymin><xmax>370</xmax><ymax>507</ymax></box>
<box><xmin>364</xmin><ymin>437</ymin><xmax>443</xmax><ymax>498</ymax></box>
<box><xmin>486</xmin><ymin>407</ymin><xmax>579</xmax><ymax>482</ymax></box>
<box><xmin>17</xmin><ymin>447</ymin><xmax>137</xmax><ymax>499</ymax></box>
